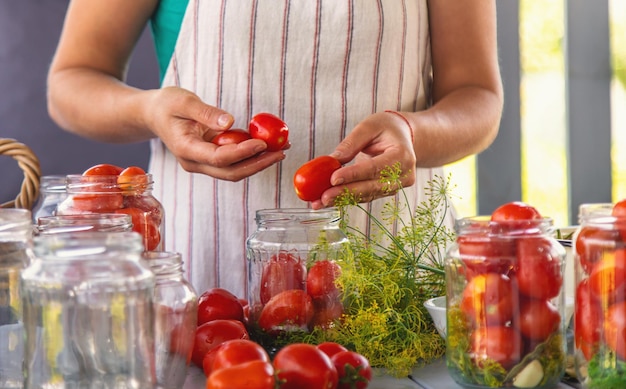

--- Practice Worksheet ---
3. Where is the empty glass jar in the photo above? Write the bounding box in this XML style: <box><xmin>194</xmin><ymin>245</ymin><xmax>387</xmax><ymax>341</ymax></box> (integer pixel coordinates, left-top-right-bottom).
<box><xmin>35</xmin><ymin>213</ymin><xmax>132</xmax><ymax>235</ymax></box>
<box><xmin>144</xmin><ymin>251</ymin><xmax>197</xmax><ymax>389</ymax></box>
<box><xmin>246</xmin><ymin>208</ymin><xmax>349</xmax><ymax>353</ymax></box>
<box><xmin>31</xmin><ymin>175</ymin><xmax>68</xmax><ymax>223</ymax></box>
<box><xmin>445</xmin><ymin>216</ymin><xmax>567</xmax><ymax>389</ymax></box>
<box><xmin>21</xmin><ymin>231</ymin><xmax>156</xmax><ymax>389</ymax></box>
<box><xmin>0</xmin><ymin>208</ymin><xmax>33</xmax><ymax>388</ymax></box>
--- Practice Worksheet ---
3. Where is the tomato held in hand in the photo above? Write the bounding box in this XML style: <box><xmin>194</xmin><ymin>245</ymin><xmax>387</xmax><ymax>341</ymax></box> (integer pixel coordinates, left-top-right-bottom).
<box><xmin>248</xmin><ymin>112</ymin><xmax>289</xmax><ymax>151</ymax></box>
<box><xmin>206</xmin><ymin>360</ymin><xmax>276</xmax><ymax>389</ymax></box>
<box><xmin>294</xmin><ymin>155</ymin><xmax>342</xmax><ymax>202</ymax></box>
<box><xmin>460</xmin><ymin>272</ymin><xmax>516</xmax><ymax>326</ymax></box>
<box><xmin>211</xmin><ymin>129</ymin><xmax>253</xmax><ymax>146</ymax></box>
<box><xmin>516</xmin><ymin>236</ymin><xmax>563</xmax><ymax>299</ymax></box>
<box><xmin>516</xmin><ymin>298</ymin><xmax>560</xmax><ymax>341</ymax></box>
<box><xmin>191</xmin><ymin>319</ymin><xmax>249</xmax><ymax>368</ymax></box>
<box><xmin>470</xmin><ymin>326</ymin><xmax>522</xmax><ymax>370</ymax></box>
<box><xmin>307</xmin><ymin>260</ymin><xmax>342</xmax><ymax>300</ymax></box>
<box><xmin>197</xmin><ymin>288</ymin><xmax>245</xmax><ymax>326</ymax></box>
<box><xmin>331</xmin><ymin>350</ymin><xmax>372</xmax><ymax>389</ymax></box>
<box><xmin>258</xmin><ymin>289</ymin><xmax>314</xmax><ymax>334</ymax></box>
<box><xmin>273</xmin><ymin>343</ymin><xmax>339</xmax><ymax>389</ymax></box>
<box><xmin>259</xmin><ymin>252</ymin><xmax>306</xmax><ymax>304</ymax></box>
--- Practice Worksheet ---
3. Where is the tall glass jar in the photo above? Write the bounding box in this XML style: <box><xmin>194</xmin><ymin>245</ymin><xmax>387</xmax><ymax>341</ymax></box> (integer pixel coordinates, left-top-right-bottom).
<box><xmin>445</xmin><ymin>216</ymin><xmax>567</xmax><ymax>389</ymax></box>
<box><xmin>246</xmin><ymin>208</ymin><xmax>349</xmax><ymax>354</ymax></box>
<box><xmin>35</xmin><ymin>213</ymin><xmax>132</xmax><ymax>235</ymax></box>
<box><xmin>31</xmin><ymin>175</ymin><xmax>68</xmax><ymax>223</ymax></box>
<box><xmin>0</xmin><ymin>208</ymin><xmax>32</xmax><ymax>388</ymax></box>
<box><xmin>21</xmin><ymin>231</ymin><xmax>156</xmax><ymax>389</ymax></box>
<box><xmin>573</xmin><ymin>202</ymin><xmax>626</xmax><ymax>388</ymax></box>
<box><xmin>56</xmin><ymin>173</ymin><xmax>164</xmax><ymax>251</ymax></box>
<box><xmin>143</xmin><ymin>251</ymin><xmax>197</xmax><ymax>389</ymax></box>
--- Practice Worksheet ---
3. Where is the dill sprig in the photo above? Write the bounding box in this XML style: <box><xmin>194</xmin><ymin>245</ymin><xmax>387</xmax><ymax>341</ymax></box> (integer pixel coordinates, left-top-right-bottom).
<box><xmin>298</xmin><ymin>164</ymin><xmax>456</xmax><ymax>376</ymax></box>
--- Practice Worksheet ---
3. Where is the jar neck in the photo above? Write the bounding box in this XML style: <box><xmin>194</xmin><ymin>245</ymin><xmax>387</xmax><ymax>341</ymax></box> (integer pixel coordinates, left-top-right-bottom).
<box><xmin>65</xmin><ymin>174</ymin><xmax>154</xmax><ymax>195</ymax></box>
<box><xmin>33</xmin><ymin>231</ymin><xmax>144</xmax><ymax>260</ymax></box>
<box><xmin>39</xmin><ymin>175</ymin><xmax>67</xmax><ymax>195</ymax></box>
<box><xmin>255</xmin><ymin>208</ymin><xmax>341</xmax><ymax>229</ymax></box>
<box><xmin>455</xmin><ymin>216</ymin><xmax>554</xmax><ymax>236</ymax></box>
<box><xmin>36</xmin><ymin>214</ymin><xmax>133</xmax><ymax>235</ymax></box>
<box><xmin>143</xmin><ymin>252</ymin><xmax>185</xmax><ymax>283</ymax></box>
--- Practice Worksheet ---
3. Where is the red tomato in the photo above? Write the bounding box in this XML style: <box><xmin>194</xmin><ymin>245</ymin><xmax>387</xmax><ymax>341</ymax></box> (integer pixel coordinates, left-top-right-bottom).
<box><xmin>191</xmin><ymin>319</ymin><xmax>249</xmax><ymax>368</ymax></box>
<box><xmin>457</xmin><ymin>234</ymin><xmax>516</xmax><ymax>277</ymax></box>
<box><xmin>115</xmin><ymin>207</ymin><xmax>161</xmax><ymax>251</ymax></box>
<box><xmin>197</xmin><ymin>288</ymin><xmax>245</xmax><ymax>326</ymax></box>
<box><xmin>575</xmin><ymin>225</ymin><xmax>622</xmax><ymax>274</ymax></box>
<box><xmin>603</xmin><ymin>301</ymin><xmax>626</xmax><ymax>360</ymax></box>
<box><xmin>470</xmin><ymin>326</ymin><xmax>522</xmax><ymax>370</ymax></box>
<box><xmin>273</xmin><ymin>343</ymin><xmax>339</xmax><ymax>389</ymax></box>
<box><xmin>575</xmin><ymin>279</ymin><xmax>603</xmax><ymax>360</ymax></box>
<box><xmin>331</xmin><ymin>350</ymin><xmax>372</xmax><ymax>389</ymax></box>
<box><xmin>491</xmin><ymin>201</ymin><xmax>542</xmax><ymax>221</ymax></box>
<box><xmin>211</xmin><ymin>129</ymin><xmax>253</xmax><ymax>146</ymax></box>
<box><xmin>460</xmin><ymin>273</ymin><xmax>516</xmax><ymax>326</ymax></box>
<box><xmin>613</xmin><ymin>199</ymin><xmax>626</xmax><ymax>218</ymax></box>
<box><xmin>293</xmin><ymin>156</ymin><xmax>342</xmax><ymax>202</ymax></box>
<box><xmin>307</xmin><ymin>260</ymin><xmax>342</xmax><ymax>299</ymax></box>
<box><xmin>82</xmin><ymin>163</ymin><xmax>124</xmax><ymax>176</ymax></box>
<box><xmin>117</xmin><ymin>166</ymin><xmax>148</xmax><ymax>193</ymax></box>
<box><xmin>166</xmin><ymin>316</ymin><xmax>197</xmax><ymax>365</ymax></box>
<box><xmin>316</xmin><ymin>342</ymin><xmax>348</xmax><ymax>358</ymax></box>
<box><xmin>203</xmin><ymin>339</ymin><xmax>270</xmax><ymax>377</ymax></box>
<box><xmin>588</xmin><ymin>248</ymin><xmax>626</xmax><ymax>304</ymax></box>
<box><xmin>515</xmin><ymin>236</ymin><xmax>563</xmax><ymax>299</ymax></box>
<box><xmin>259</xmin><ymin>252</ymin><xmax>306</xmax><ymax>304</ymax></box>
<box><xmin>310</xmin><ymin>295</ymin><xmax>344</xmax><ymax>330</ymax></box>
<box><xmin>515</xmin><ymin>298</ymin><xmax>560</xmax><ymax>341</ymax></box>
<box><xmin>248</xmin><ymin>112</ymin><xmax>289</xmax><ymax>151</ymax></box>
<box><xmin>206</xmin><ymin>360</ymin><xmax>276</xmax><ymax>389</ymax></box>
<box><xmin>258</xmin><ymin>289</ymin><xmax>314</xmax><ymax>333</ymax></box>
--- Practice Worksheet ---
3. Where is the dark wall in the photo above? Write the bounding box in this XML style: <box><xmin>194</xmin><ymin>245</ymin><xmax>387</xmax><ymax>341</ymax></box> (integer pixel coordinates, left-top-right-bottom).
<box><xmin>0</xmin><ymin>1</ymin><xmax>159</xmax><ymax>205</ymax></box>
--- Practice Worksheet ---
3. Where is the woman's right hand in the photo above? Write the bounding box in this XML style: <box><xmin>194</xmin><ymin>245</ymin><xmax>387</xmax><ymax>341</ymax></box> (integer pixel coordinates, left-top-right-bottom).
<box><xmin>144</xmin><ymin>86</ymin><xmax>286</xmax><ymax>181</ymax></box>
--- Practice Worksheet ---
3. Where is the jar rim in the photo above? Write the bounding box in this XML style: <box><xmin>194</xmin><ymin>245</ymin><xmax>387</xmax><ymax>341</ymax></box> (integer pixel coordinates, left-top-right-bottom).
<box><xmin>454</xmin><ymin>216</ymin><xmax>554</xmax><ymax>235</ymax></box>
<box><xmin>255</xmin><ymin>208</ymin><xmax>340</xmax><ymax>223</ymax></box>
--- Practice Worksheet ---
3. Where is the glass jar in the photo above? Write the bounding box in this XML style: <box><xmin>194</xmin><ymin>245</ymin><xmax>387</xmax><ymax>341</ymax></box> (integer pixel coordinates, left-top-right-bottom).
<box><xmin>56</xmin><ymin>173</ymin><xmax>164</xmax><ymax>251</ymax></box>
<box><xmin>35</xmin><ymin>213</ymin><xmax>133</xmax><ymax>235</ymax></box>
<box><xmin>246</xmin><ymin>208</ymin><xmax>349</xmax><ymax>353</ymax></box>
<box><xmin>445</xmin><ymin>216</ymin><xmax>567</xmax><ymax>389</ymax></box>
<box><xmin>31</xmin><ymin>175</ymin><xmax>68</xmax><ymax>223</ymax></box>
<box><xmin>21</xmin><ymin>231</ymin><xmax>156</xmax><ymax>389</ymax></box>
<box><xmin>0</xmin><ymin>208</ymin><xmax>33</xmax><ymax>388</ymax></box>
<box><xmin>573</xmin><ymin>202</ymin><xmax>626</xmax><ymax>388</ymax></box>
<box><xmin>143</xmin><ymin>251</ymin><xmax>197</xmax><ymax>389</ymax></box>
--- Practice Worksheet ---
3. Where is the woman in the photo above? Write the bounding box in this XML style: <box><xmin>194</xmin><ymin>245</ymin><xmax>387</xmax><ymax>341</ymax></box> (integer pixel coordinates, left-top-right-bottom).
<box><xmin>47</xmin><ymin>0</ymin><xmax>503</xmax><ymax>298</ymax></box>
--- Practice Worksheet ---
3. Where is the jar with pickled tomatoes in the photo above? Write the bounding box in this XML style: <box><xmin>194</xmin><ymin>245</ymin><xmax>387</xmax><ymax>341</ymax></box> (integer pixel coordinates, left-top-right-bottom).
<box><xmin>573</xmin><ymin>201</ymin><xmax>626</xmax><ymax>388</ymax></box>
<box><xmin>56</xmin><ymin>164</ymin><xmax>164</xmax><ymax>251</ymax></box>
<box><xmin>246</xmin><ymin>208</ymin><xmax>349</xmax><ymax>354</ymax></box>
<box><xmin>445</xmin><ymin>202</ymin><xmax>567</xmax><ymax>389</ymax></box>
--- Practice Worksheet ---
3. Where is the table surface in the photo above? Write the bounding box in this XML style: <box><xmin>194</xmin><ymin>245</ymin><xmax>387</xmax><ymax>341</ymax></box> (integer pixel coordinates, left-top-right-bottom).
<box><xmin>183</xmin><ymin>359</ymin><xmax>581</xmax><ymax>389</ymax></box>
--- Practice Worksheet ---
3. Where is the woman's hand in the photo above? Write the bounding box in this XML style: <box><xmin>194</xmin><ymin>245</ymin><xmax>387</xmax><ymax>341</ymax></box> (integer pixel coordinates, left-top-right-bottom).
<box><xmin>144</xmin><ymin>87</ymin><xmax>286</xmax><ymax>181</ymax></box>
<box><xmin>310</xmin><ymin>111</ymin><xmax>416</xmax><ymax>209</ymax></box>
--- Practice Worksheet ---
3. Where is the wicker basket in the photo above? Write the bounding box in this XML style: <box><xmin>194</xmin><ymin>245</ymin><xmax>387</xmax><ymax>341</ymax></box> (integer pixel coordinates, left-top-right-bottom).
<box><xmin>1</xmin><ymin>138</ymin><xmax>41</xmax><ymax>210</ymax></box>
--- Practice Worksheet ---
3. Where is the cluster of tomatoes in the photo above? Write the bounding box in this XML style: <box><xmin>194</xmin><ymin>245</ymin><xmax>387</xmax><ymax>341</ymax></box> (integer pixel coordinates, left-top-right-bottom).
<box><xmin>191</xmin><ymin>287</ymin><xmax>371</xmax><ymax>389</ymax></box>
<box><xmin>456</xmin><ymin>201</ymin><xmax>563</xmax><ymax>370</ymax></box>
<box><xmin>574</xmin><ymin>199</ymin><xmax>626</xmax><ymax>361</ymax></box>
<box><xmin>56</xmin><ymin>163</ymin><xmax>163</xmax><ymax>250</ymax></box>
<box><xmin>249</xmin><ymin>253</ymin><xmax>344</xmax><ymax>337</ymax></box>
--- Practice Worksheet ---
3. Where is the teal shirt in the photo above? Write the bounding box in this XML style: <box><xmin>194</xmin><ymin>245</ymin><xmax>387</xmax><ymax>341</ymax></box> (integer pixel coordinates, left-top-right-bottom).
<box><xmin>150</xmin><ymin>0</ymin><xmax>189</xmax><ymax>83</ymax></box>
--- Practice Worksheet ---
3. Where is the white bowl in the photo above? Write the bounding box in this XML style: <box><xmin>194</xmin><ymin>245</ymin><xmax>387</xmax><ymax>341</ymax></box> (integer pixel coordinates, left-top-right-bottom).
<box><xmin>424</xmin><ymin>296</ymin><xmax>447</xmax><ymax>339</ymax></box>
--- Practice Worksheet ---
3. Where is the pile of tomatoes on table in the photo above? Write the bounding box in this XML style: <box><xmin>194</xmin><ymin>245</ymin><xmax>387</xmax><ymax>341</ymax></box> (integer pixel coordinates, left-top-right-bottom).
<box><xmin>447</xmin><ymin>201</ymin><xmax>566</xmax><ymax>387</ymax></box>
<box><xmin>191</xmin><ymin>287</ymin><xmax>372</xmax><ymax>389</ymax></box>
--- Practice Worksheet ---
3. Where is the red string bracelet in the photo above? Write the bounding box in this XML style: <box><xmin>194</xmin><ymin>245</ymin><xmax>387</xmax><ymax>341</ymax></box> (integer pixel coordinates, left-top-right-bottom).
<box><xmin>384</xmin><ymin>110</ymin><xmax>415</xmax><ymax>144</ymax></box>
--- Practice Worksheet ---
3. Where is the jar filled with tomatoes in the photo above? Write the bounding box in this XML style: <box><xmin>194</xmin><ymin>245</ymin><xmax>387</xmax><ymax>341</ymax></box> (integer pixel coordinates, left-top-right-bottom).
<box><xmin>445</xmin><ymin>201</ymin><xmax>567</xmax><ymax>389</ymax></box>
<box><xmin>56</xmin><ymin>164</ymin><xmax>164</xmax><ymax>251</ymax></box>
<box><xmin>246</xmin><ymin>208</ymin><xmax>349</xmax><ymax>354</ymax></box>
<box><xmin>144</xmin><ymin>251</ymin><xmax>198</xmax><ymax>389</ymax></box>
<box><xmin>573</xmin><ymin>200</ymin><xmax>626</xmax><ymax>388</ymax></box>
